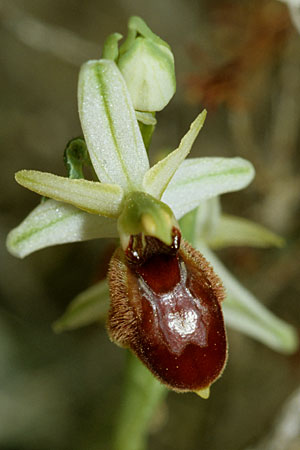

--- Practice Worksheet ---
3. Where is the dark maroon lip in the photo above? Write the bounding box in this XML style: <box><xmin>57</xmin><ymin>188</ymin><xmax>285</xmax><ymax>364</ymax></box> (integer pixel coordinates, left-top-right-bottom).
<box><xmin>107</xmin><ymin>237</ymin><xmax>227</xmax><ymax>393</ymax></box>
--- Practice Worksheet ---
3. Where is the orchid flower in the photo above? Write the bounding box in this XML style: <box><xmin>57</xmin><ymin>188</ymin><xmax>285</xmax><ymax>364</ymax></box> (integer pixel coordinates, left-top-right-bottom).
<box><xmin>6</xmin><ymin>17</ymin><xmax>297</xmax><ymax>399</ymax></box>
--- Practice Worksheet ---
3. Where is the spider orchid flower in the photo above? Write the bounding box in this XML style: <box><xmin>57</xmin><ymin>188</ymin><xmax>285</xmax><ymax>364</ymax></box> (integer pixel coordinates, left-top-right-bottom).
<box><xmin>7</xmin><ymin>57</ymin><xmax>257</xmax><ymax>397</ymax></box>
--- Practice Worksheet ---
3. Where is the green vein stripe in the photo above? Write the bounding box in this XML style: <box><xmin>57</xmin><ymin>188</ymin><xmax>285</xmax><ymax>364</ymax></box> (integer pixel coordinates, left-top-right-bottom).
<box><xmin>10</xmin><ymin>211</ymin><xmax>79</xmax><ymax>247</ymax></box>
<box><xmin>81</xmin><ymin>75</ymin><xmax>112</xmax><ymax>183</ymax></box>
<box><xmin>94</xmin><ymin>64</ymin><xmax>134</xmax><ymax>189</ymax></box>
<box><xmin>171</xmin><ymin>166</ymin><xmax>251</xmax><ymax>189</ymax></box>
<box><xmin>15</xmin><ymin>170</ymin><xmax>123</xmax><ymax>218</ymax></box>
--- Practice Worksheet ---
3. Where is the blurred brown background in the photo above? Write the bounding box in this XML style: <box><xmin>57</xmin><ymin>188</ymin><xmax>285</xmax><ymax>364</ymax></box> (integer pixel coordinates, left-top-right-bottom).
<box><xmin>1</xmin><ymin>0</ymin><xmax>300</xmax><ymax>449</ymax></box>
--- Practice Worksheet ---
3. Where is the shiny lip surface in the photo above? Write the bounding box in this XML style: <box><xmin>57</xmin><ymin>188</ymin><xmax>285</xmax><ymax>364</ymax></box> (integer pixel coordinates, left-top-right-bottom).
<box><xmin>108</xmin><ymin>239</ymin><xmax>227</xmax><ymax>392</ymax></box>
<box><xmin>132</xmin><ymin>247</ymin><xmax>227</xmax><ymax>391</ymax></box>
<box><xmin>137</xmin><ymin>259</ymin><xmax>210</xmax><ymax>355</ymax></box>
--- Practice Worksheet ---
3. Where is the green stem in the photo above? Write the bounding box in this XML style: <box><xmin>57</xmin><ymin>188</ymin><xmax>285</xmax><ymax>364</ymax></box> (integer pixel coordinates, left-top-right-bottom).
<box><xmin>112</xmin><ymin>351</ymin><xmax>166</xmax><ymax>450</ymax></box>
<box><xmin>138</xmin><ymin>122</ymin><xmax>155</xmax><ymax>151</ymax></box>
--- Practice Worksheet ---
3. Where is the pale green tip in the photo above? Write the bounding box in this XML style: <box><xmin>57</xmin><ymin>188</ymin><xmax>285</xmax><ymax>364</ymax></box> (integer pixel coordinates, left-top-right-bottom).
<box><xmin>194</xmin><ymin>387</ymin><xmax>210</xmax><ymax>399</ymax></box>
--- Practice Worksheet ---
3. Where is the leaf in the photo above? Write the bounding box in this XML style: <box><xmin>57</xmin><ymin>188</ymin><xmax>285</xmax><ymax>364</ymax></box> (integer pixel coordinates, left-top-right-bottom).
<box><xmin>198</xmin><ymin>244</ymin><xmax>298</xmax><ymax>354</ymax></box>
<box><xmin>143</xmin><ymin>111</ymin><xmax>206</xmax><ymax>199</ymax></box>
<box><xmin>78</xmin><ymin>59</ymin><xmax>149</xmax><ymax>192</ymax></box>
<box><xmin>53</xmin><ymin>279</ymin><xmax>110</xmax><ymax>332</ymax></box>
<box><xmin>6</xmin><ymin>199</ymin><xmax>118</xmax><ymax>258</ymax></box>
<box><xmin>207</xmin><ymin>214</ymin><xmax>284</xmax><ymax>249</ymax></box>
<box><xmin>162</xmin><ymin>157</ymin><xmax>255</xmax><ymax>219</ymax></box>
<box><xmin>15</xmin><ymin>170</ymin><xmax>124</xmax><ymax>217</ymax></box>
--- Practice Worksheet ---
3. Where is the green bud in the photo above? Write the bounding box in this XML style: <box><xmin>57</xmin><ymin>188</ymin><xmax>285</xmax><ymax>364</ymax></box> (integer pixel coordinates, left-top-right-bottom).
<box><xmin>118</xmin><ymin>17</ymin><xmax>176</xmax><ymax>112</ymax></box>
<box><xmin>63</xmin><ymin>137</ymin><xmax>91</xmax><ymax>179</ymax></box>
<box><xmin>102</xmin><ymin>33</ymin><xmax>123</xmax><ymax>61</ymax></box>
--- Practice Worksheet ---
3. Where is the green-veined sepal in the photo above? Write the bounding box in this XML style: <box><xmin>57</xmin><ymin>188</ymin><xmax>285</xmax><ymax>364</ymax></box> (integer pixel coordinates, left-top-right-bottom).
<box><xmin>78</xmin><ymin>59</ymin><xmax>149</xmax><ymax>192</ymax></box>
<box><xmin>207</xmin><ymin>214</ymin><xmax>284</xmax><ymax>249</ymax></box>
<box><xmin>162</xmin><ymin>157</ymin><xmax>255</xmax><ymax>219</ymax></box>
<box><xmin>6</xmin><ymin>199</ymin><xmax>118</xmax><ymax>258</ymax></box>
<box><xmin>198</xmin><ymin>244</ymin><xmax>298</xmax><ymax>354</ymax></box>
<box><xmin>143</xmin><ymin>111</ymin><xmax>206</xmax><ymax>199</ymax></box>
<box><xmin>15</xmin><ymin>170</ymin><xmax>124</xmax><ymax>217</ymax></box>
<box><xmin>179</xmin><ymin>197</ymin><xmax>221</xmax><ymax>244</ymax></box>
<box><xmin>53</xmin><ymin>279</ymin><xmax>110</xmax><ymax>332</ymax></box>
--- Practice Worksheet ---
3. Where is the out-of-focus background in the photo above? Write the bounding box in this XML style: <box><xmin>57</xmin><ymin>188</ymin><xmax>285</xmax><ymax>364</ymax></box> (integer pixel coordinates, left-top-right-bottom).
<box><xmin>1</xmin><ymin>0</ymin><xmax>300</xmax><ymax>449</ymax></box>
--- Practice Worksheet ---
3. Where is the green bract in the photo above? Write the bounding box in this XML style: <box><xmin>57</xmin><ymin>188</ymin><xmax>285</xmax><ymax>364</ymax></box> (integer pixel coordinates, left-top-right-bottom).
<box><xmin>6</xmin><ymin>58</ymin><xmax>255</xmax><ymax>258</ymax></box>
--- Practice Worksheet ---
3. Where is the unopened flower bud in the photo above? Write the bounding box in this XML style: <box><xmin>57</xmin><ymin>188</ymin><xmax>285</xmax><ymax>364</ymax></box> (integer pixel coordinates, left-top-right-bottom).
<box><xmin>117</xmin><ymin>17</ymin><xmax>176</xmax><ymax>112</ymax></box>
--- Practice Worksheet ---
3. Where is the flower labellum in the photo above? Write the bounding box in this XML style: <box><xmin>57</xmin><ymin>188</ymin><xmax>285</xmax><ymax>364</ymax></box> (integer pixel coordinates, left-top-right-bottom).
<box><xmin>108</xmin><ymin>203</ymin><xmax>227</xmax><ymax>396</ymax></box>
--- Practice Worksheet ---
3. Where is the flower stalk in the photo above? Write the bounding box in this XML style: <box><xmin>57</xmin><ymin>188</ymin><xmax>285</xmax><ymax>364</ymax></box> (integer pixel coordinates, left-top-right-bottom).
<box><xmin>112</xmin><ymin>352</ymin><xmax>166</xmax><ymax>450</ymax></box>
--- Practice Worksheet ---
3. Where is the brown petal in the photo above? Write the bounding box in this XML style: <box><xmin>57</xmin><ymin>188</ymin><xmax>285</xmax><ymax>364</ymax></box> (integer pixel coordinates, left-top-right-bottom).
<box><xmin>107</xmin><ymin>240</ymin><xmax>227</xmax><ymax>393</ymax></box>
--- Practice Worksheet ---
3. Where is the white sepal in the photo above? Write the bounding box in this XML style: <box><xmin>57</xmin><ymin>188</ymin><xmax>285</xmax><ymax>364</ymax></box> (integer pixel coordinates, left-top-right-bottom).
<box><xmin>162</xmin><ymin>157</ymin><xmax>255</xmax><ymax>219</ymax></box>
<box><xmin>6</xmin><ymin>199</ymin><xmax>118</xmax><ymax>258</ymax></box>
<box><xmin>143</xmin><ymin>111</ymin><xmax>206</xmax><ymax>199</ymax></box>
<box><xmin>78</xmin><ymin>59</ymin><xmax>149</xmax><ymax>191</ymax></box>
<box><xmin>207</xmin><ymin>214</ymin><xmax>284</xmax><ymax>249</ymax></box>
<box><xmin>15</xmin><ymin>170</ymin><xmax>124</xmax><ymax>217</ymax></box>
<box><xmin>198</xmin><ymin>244</ymin><xmax>298</xmax><ymax>354</ymax></box>
<box><xmin>180</xmin><ymin>197</ymin><xmax>221</xmax><ymax>244</ymax></box>
<box><xmin>53</xmin><ymin>279</ymin><xmax>110</xmax><ymax>332</ymax></box>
